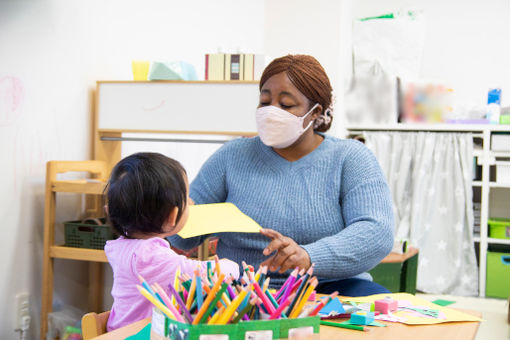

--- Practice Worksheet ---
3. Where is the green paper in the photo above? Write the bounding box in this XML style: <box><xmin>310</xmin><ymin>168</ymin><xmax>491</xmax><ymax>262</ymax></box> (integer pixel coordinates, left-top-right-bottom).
<box><xmin>125</xmin><ymin>323</ymin><xmax>151</xmax><ymax>339</ymax></box>
<box><xmin>432</xmin><ymin>299</ymin><xmax>456</xmax><ymax>307</ymax></box>
<box><xmin>341</xmin><ymin>320</ymin><xmax>387</xmax><ymax>327</ymax></box>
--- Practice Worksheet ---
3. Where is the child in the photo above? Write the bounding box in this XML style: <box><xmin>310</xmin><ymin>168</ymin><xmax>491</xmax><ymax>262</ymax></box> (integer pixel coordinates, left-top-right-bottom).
<box><xmin>104</xmin><ymin>152</ymin><xmax>239</xmax><ymax>331</ymax></box>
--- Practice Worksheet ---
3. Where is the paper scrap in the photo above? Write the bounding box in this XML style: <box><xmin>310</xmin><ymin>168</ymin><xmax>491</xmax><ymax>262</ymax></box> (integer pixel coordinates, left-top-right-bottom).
<box><xmin>318</xmin><ymin>298</ymin><xmax>346</xmax><ymax>316</ymax></box>
<box><xmin>432</xmin><ymin>299</ymin><xmax>456</xmax><ymax>307</ymax></box>
<box><xmin>178</xmin><ymin>203</ymin><xmax>262</xmax><ymax>239</ymax></box>
<box><xmin>347</xmin><ymin>293</ymin><xmax>481</xmax><ymax>325</ymax></box>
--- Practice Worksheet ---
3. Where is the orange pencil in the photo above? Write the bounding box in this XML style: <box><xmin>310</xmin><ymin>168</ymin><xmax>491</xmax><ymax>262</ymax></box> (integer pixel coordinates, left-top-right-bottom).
<box><xmin>193</xmin><ymin>273</ymin><xmax>225</xmax><ymax>324</ymax></box>
<box><xmin>290</xmin><ymin>277</ymin><xmax>318</xmax><ymax>318</ymax></box>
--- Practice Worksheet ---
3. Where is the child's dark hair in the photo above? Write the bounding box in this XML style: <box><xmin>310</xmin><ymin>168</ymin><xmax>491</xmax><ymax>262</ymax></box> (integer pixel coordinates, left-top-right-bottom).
<box><xmin>106</xmin><ymin>152</ymin><xmax>187</xmax><ymax>237</ymax></box>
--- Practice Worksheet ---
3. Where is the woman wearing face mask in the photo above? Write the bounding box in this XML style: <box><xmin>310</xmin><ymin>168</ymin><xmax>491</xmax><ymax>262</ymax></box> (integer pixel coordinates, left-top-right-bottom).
<box><xmin>169</xmin><ymin>55</ymin><xmax>394</xmax><ymax>296</ymax></box>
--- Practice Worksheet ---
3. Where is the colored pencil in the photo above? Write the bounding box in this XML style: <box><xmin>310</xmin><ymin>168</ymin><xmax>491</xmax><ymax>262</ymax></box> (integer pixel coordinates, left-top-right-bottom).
<box><xmin>136</xmin><ymin>285</ymin><xmax>177</xmax><ymax>321</ymax></box>
<box><xmin>153</xmin><ymin>283</ymin><xmax>185</xmax><ymax>323</ymax></box>
<box><xmin>207</xmin><ymin>306</ymin><xmax>225</xmax><ymax>325</ymax></box>
<box><xmin>137</xmin><ymin>275</ymin><xmax>156</xmax><ymax>296</ymax></box>
<box><xmin>309</xmin><ymin>291</ymin><xmax>338</xmax><ymax>317</ymax></box>
<box><xmin>186</xmin><ymin>274</ymin><xmax>197</xmax><ymax>310</ymax></box>
<box><xmin>216</xmin><ymin>287</ymin><xmax>249</xmax><ymax>324</ymax></box>
<box><xmin>167</xmin><ymin>281</ymin><xmax>193</xmax><ymax>323</ymax></box>
<box><xmin>320</xmin><ymin>320</ymin><xmax>369</xmax><ymax>332</ymax></box>
<box><xmin>198</xmin><ymin>282</ymin><xmax>228</xmax><ymax>324</ymax></box>
<box><xmin>265</xmin><ymin>289</ymin><xmax>287</xmax><ymax>318</ymax></box>
<box><xmin>279</xmin><ymin>268</ymin><xmax>298</xmax><ymax>303</ymax></box>
<box><xmin>252</xmin><ymin>281</ymin><xmax>276</xmax><ymax>314</ymax></box>
<box><xmin>287</xmin><ymin>266</ymin><xmax>313</xmax><ymax>315</ymax></box>
<box><xmin>195</xmin><ymin>273</ymin><xmax>203</xmax><ymax>310</ymax></box>
<box><xmin>290</xmin><ymin>277</ymin><xmax>317</xmax><ymax>318</ymax></box>
<box><xmin>193</xmin><ymin>273</ymin><xmax>226</xmax><ymax>324</ymax></box>
<box><xmin>214</xmin><ymin>255</ymin><xmax>221</xmax><ymax>277</ymax></box>
<box><xmin>269</xmin><ymin>293</ymin><xmax>295</xmax><ymax>320</ymax></box>
<box><xmin>231</xmin><ymin>296</ymin><xmax>257</xmax><ymax>323</ymax></box>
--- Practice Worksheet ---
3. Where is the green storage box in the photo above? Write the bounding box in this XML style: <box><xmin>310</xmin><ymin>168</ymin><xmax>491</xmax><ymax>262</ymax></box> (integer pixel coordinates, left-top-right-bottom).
<box><xmin>64</xmin><ymin>217</ymin><xmax>116</xmax><ymax>249</ymax></box>
<box><xmin>488</xmin><ymin>218</ymin><xmax>510</xmax><ymax>240</ymax></box>
<box><xmin>486</xmin><ymin>251</ymin><xmax>510</xmax><ymax>299</ymax></box>
<box><xmin>500</xmin><ymin>115</ymin><xmax>510</xmax><ymax>124</ymax></box>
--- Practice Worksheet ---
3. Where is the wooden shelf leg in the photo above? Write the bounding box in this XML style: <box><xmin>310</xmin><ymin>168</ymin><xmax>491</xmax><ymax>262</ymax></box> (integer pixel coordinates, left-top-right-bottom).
<box><xmin>89</xmin><ymin>262</ymin><xmax>104</xmax><ymax>312</ymax></box>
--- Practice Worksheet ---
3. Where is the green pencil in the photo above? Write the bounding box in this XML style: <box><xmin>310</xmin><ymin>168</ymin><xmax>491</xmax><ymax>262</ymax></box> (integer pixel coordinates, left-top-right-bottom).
<box><xmin>320</xmin><ymin>320</ymin><xmax>369</xmax><ymax>331</ymax></box>
<box><xmin>198</xmin><ymin>283</ymin><xmax>228</xmax><ymax>324</ymax></box>
<box><xmin>231</xmin><ymin>299</ymin><xmax>255</xmax><ymax>323</ymax></box>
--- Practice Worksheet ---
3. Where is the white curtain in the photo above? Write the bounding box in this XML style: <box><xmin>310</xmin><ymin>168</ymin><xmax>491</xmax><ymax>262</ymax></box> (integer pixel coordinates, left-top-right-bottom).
<box><xmin>364</xmin><ymin>132</ymin><xmax>478</xmax><ymax>296</ymax></box>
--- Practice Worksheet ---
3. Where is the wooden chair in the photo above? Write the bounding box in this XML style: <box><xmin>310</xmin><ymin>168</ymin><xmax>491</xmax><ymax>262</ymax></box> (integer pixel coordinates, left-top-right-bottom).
<box><xmin>82</xmin><ymin>311</ymin><xmax>110</xmax><ymax>340</ymax></box>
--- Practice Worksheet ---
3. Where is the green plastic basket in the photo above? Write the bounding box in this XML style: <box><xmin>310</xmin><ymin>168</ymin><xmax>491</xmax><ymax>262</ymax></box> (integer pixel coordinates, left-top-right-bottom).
<box><xmin>488</xmin><ymin>218</ymin><xmax>510</xmax><ymax>240</ymax></box>
<box><xmin>486</xmin><ymin>251</ymin><xmax>510</xmax><ymax>299</ymax></box>
<box><xmin>64</xmin><ymin>218</ymin><xmax>116</xmax><ymax>250</ymax></box>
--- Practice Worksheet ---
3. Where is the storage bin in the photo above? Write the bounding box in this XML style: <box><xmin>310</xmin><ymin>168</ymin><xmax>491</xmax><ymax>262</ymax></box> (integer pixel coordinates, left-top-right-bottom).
<box><xmin>486</xmin><ymin>251</ymin><xmax>510</xmax><ymax>299</ymax></box>
<box><xmin>496</xmin><ymin>161</ymin><xmax>510</xmax><ymax>183</ymax></box>
<box><xmin>489</xmin><ymin>218</ymin><xmax>510</xmax><ymax>240</ymax></box>
<box><xmin>492</xmin><ymin>133</ymin><xmax>510</xmax><ymax>151</ymax></box>
<box><xmin>64</xmin><ymin>217</ymin><xmax>116</xmax><ymax>249</ymax></box>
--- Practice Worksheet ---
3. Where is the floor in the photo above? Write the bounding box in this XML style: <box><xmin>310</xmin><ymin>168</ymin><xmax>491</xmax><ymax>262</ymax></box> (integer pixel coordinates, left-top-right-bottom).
<box><xmin>417</xmin><ymin>293</ymin><xmax>510</xmax><ymax>340</ymax></box>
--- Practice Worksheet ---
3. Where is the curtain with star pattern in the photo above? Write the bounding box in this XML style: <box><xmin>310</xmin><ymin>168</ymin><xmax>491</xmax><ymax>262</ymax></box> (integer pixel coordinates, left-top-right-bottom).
<box><xmin>363</xmin><ymin>131</ymin><xmax>478</xmax><ymax>296</ymax></box>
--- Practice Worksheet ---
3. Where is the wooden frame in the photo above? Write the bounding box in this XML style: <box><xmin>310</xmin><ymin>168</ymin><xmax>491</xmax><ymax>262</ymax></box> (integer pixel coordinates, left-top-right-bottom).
<box><xmin>41</xmin><ymin>161</ymin><xmax>108</xmax><ymax>340</ymax></box>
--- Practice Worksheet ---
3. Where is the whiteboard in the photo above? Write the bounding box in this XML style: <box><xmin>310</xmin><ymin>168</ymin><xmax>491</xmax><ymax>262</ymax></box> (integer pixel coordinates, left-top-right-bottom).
<box><xmin>97</xmin><ymin>81</ymin><xmax>260</xmax><ymax>134</ymax></box>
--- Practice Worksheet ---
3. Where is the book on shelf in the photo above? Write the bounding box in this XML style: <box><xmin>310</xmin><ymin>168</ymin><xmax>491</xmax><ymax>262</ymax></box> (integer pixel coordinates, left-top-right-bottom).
<box><xmin>205</xmin><ymin>53</ymin><xmax>265</xmax><ymax>81</ymax></box>
<box><xmin>205</xmin><ymin>53</ymin><xmax>225</xmax><ymax>81</ymax></box>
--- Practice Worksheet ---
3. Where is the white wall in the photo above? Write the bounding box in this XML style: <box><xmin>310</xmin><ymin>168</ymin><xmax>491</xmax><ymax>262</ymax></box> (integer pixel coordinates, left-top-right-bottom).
<box><xmin>264</xmin><ymin>0</ymin><xmax>350</xmax><ymax>136</ymax></box>
<box><xmin>0</xmin><ymin>1</ymin><xmax>264</xmax><ymax>339</ymax></box>
<box><xmin>353</xmin><ymin>0</ymin><xmax>510</xmax><ymax>108</ymax></box>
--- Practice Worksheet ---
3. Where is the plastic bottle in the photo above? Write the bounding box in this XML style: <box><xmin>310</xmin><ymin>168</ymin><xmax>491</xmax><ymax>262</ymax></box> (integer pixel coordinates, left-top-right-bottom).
<box><xmin>486</xmin><ymin>88</ymin><xmax>502</xmax><ymax>124</ymax></box>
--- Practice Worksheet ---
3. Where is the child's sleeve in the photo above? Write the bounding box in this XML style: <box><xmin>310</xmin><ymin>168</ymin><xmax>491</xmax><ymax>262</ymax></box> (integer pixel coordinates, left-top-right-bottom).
<box><xmin>133</xmin><ymin>239</ymin><xmax>240</xmax><ymax>295</ymax></box>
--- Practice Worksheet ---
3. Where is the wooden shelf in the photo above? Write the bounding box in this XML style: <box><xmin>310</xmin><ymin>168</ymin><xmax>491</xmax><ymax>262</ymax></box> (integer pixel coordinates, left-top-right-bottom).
<box><xmin>49</xmin><ymin>245</ymin><xmax>108</xmax><ymax>262</ymax></box>
<box><xmin>51</xmin><ymin>180</ymin><xmax>106</xmax><ymax>194</ymax></box>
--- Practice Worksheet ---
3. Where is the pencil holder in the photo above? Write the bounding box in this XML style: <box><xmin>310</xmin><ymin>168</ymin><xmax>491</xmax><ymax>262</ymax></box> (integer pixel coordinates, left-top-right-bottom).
<box><xmin>151</xmin><ymin>308</ymin><xmax>320</xmax><ymax>340</ymax></box>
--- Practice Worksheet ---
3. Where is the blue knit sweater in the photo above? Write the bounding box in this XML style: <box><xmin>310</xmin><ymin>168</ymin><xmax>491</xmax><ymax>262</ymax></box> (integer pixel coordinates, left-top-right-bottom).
<box><xmin>169</xmin><ymin>135</ymin><xmax>394</xmax><ymax>286</ymax></box>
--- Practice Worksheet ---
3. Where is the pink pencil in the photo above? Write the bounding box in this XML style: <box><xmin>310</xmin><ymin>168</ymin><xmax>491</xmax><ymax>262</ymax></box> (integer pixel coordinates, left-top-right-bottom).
<box><xmin>270</xmin><ymin>293</ymin><xmax>296</xmax><ymax>320</ymax></box>
<box><xmin>252</xmin><ymin>281</ymin><xmax>276</xmax><ymax>314</ymax></box>
<box><xmin>153</xmin><ymin>283</ymin><xmax>185</xmax><ymax>323</ymax></box>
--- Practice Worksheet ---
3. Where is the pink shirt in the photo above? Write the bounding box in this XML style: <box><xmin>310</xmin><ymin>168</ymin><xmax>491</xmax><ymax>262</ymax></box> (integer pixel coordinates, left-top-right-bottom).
<box><xmin>105</xmin><ymin>237</ymin><xmax>240</xmax><ymax>331</ymax></box>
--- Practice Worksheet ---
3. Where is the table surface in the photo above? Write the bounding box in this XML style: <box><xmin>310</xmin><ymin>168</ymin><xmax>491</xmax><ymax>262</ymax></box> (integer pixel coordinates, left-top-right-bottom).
<box><xmin>92</xmin><ymin>308</ymin><xmax>481</xmax><ymax>340</ymax></box>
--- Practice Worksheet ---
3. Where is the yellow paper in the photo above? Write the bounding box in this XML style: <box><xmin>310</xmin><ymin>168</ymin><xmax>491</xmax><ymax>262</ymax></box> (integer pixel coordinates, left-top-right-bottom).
<box><xmin>132</xmin><ymin>60</ymin><xmax>150</xmax><ymax>80</ymax></box>
<box><xmin>346</xmin><ymin>293</ymin><xmax>482</xmax><ymax>325</ymax></box>
<box><xmin>177</xmin><ymin>203</ymin><xmax>261</xmax><ymax>239</ymax></box>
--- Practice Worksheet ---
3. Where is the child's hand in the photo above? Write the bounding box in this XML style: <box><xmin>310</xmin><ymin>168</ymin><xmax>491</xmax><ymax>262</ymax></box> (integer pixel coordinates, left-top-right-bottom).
<box><xmin>220</xmin><ymin>258</ymin><xmax>240</xmax><ymax>279</ymax></box>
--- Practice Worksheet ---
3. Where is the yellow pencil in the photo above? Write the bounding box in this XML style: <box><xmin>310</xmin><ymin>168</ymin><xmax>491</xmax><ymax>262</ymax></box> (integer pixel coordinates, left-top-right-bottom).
<box><xmin>173</xmin><ymin>266</ymin><xmax>181</xmax><ymax>307</ymax></box>
<box><xmin>186</xmin><ymin>274</ymin><xmax>196</xmax><ymax>310</ymax></box>
<box><xmin>193</xmin><ymin>273</ymin><xmax>225</xmax><ymax>325</ymax></box>
<box><xmin>214</xmin><ymin>255</ymin><xmax>221</xmax><ymax>277</ymax></box>
<box><xmin>207</xmin><ymin>306</ymin><xmax>225</xmax><ymax>324</ymax></box>
<box><xmin>136</xmin><ymin>285</ymin><xmax>177</xmax><ymax>320</ymax></box>
<box><xmin>289</xmin><ymin>278</ymin><xmax>317</xmax><ymax>318</ymax></box>
<box><xmin>216</xmin><ymin>288</ymin><xmax>249</xmax><ymax>324</ymax></box>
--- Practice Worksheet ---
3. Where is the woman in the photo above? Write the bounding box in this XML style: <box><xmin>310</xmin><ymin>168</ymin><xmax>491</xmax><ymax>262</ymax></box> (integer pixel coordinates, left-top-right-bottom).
<box><xmin>169</xmin><ymin>54</ymin><xmax>394</xmax><ymax>296</ymax></box>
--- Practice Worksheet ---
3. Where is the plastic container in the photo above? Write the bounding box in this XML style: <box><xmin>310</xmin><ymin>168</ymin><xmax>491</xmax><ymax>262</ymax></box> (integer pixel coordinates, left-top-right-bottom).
<box><xmin>64</xmin><ymin>217</ymin><xmax>116</xmax><ymax>250</ymax></box>
<box><xmin>486</xmin><ymin>251</ymin><xmax>510</xmax><ymax>299</ymax></box>
<box><xmin>488</xmin><ymin>218</ymin><xmax>510</xmax><ymax>240</ymax></box>
<box><xmin>486</xmin><ymin>88</ymin><xmax>502</xmax><ymax>124</ymax></box>
<box><xmin>496</xmin><ymin>161</ymin><xmax>510</xmax><ymax>183</ymax></box>
<box><xmin>491</xmin><ymin>133</ymin><xmax>510</xmax><ymax>151</ymax></box>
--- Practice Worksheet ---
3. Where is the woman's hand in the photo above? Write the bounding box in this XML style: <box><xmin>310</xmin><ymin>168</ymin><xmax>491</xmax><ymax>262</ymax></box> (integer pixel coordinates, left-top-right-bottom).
<box><xmin>260</xmin><ymin>228</ymin><xmax>311</xmax><ymax>273</ymax></box>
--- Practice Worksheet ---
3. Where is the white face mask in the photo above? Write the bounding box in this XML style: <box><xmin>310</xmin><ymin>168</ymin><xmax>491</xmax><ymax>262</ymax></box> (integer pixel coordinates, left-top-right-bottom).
<box><xmin>256</xmin><ymin>103</ymin><xmax>318</xmax><ymax>149</ymax></box>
